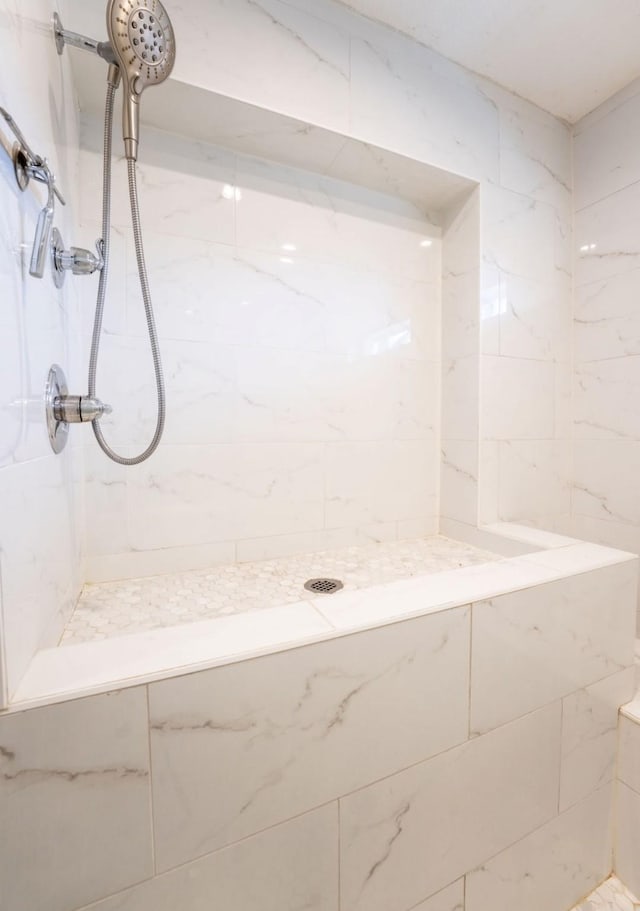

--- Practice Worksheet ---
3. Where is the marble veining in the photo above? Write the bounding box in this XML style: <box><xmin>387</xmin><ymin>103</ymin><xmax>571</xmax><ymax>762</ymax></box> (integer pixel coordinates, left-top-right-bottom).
<box><xmin>573</xmin><ymin>877</ymin><xmax>640</xmax><ymax>911</ymax></box>
<box><xmin>61</xmin><ymin>536</ymin><xmax>497</xmax><ymax>644</ymax></box>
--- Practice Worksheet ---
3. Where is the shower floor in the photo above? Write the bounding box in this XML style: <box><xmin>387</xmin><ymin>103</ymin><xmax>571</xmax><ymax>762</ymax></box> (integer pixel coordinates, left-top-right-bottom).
<box><xmin>61</xmin><ymin>535</ymin><xmax>498</xmax><ymax>646</ymax></box>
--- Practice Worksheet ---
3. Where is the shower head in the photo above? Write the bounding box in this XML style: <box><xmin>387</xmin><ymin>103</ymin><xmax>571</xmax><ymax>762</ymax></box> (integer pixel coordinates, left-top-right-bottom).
<box><xmin>106</xmin><ymin>0</ymin><xmax>176</xmax><ymax>161</ymax></box>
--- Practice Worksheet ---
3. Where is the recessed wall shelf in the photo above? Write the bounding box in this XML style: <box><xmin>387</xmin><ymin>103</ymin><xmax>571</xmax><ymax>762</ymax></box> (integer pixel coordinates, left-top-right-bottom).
<box><xmin>69</xmin><ymin>52</ymin><xmax>477</xmax><ymax>225</ymax></box>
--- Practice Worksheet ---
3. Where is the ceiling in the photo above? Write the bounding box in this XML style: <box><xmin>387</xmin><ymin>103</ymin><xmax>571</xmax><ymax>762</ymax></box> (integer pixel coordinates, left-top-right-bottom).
<box><xmin>336</xmin><ymin>0</ymin><xmax>640</xmax><ymax>122</ymax></box>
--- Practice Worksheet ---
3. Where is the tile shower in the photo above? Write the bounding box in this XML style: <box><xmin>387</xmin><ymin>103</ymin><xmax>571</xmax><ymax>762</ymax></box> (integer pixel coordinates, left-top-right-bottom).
<box><xmin>1</xmin><ymin>3</ymin><xmax>640</xmax><ymax>911</ymax></box>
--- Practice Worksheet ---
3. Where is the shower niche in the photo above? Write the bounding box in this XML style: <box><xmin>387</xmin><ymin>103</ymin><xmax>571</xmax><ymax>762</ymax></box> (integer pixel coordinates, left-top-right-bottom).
<box><xmin>69</xmin><ymin>56</ymin><xmax>482</xmax><ymax>586</ymax></box>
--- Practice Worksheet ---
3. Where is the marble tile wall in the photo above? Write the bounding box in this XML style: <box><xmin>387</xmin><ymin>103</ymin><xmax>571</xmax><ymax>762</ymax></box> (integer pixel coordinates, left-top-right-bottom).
<box><xmin>78</xmin><ymin>123</ymin><xmax>443</xmax><ymax>579</ymax></box>
<box><xmin>0</xmin><ymin>556</ymin><xmax>634</xmax><ymax>911</ymax></box>
<box><xmin>616</xmin><ymin>706</ymin><xmax>640</xmax><ymax>896</ymax></box>
<box><xmin>0</xmin><ymin>0</ymin><xmax>84</xmax><ymax>701</ymax></box>
<box><xmin>573</xmin><ymin>76</ymin><xmax>640</xmax><ymax>626</ymax></box>
<box><xmin>68</xmin><ymin>0</ymin><xmax>574</xmax><ymax>581</ymax></box>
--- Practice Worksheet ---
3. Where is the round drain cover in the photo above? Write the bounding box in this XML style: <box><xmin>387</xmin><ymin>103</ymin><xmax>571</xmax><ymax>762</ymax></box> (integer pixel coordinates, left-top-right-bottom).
<box><xmin>304</xmin><ymin>578</ymin><xmax>344</xmax><ymax>595</ymax></box>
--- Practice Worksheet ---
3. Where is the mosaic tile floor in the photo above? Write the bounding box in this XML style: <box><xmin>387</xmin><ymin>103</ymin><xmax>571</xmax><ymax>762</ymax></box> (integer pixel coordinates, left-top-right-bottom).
<box><xmin>61</xmin><ymin>535</ymin><xmax>498</xmax><ymax>645</ymax></box>
<box><xmin>573</xmin><ymin>877</ymin><xmax>640</xmax><ymax>910</ymax></box>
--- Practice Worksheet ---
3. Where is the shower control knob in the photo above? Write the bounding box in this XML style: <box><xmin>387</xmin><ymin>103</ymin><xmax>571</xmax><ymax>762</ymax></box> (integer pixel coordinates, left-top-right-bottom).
<box><xmin>51</xmin><ymin>228</ymin><xmax>104</xmax><ymax>288</ymax></box>
<box><xmin>53</xmin><ymin>394</ymin><xmax>113</xmax><ymax>424</ymax></box>
<box><xmin>45</xmin><ymin>365</ymin><xmax>114</xmax><ymax>455</ymax></box>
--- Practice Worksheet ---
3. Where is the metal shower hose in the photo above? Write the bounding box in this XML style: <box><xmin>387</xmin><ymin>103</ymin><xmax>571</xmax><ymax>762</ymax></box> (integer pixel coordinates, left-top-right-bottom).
<box><xmin>88</xmin><ymin>80</ymin><xmax>165</xmax><ymax>464</ymax></box>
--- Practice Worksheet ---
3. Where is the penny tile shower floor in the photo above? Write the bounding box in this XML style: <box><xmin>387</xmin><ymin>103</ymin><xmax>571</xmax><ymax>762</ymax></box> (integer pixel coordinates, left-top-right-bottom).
<box><xmin>61</xmin><ymin>535</ymin><xmax>498</xmax><ymax>645</ymax></box>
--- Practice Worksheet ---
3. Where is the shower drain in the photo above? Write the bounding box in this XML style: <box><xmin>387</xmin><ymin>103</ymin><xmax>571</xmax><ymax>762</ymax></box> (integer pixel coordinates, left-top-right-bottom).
<box><xmin>304</xmin><ymin>578</ymin><xmax>344</xmax><ymax>595</ymax></box>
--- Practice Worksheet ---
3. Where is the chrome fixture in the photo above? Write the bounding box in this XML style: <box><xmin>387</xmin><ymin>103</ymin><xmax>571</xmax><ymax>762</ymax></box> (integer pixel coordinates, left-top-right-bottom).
<box><xmin>105</xmin><ymin>1</ymin><xmax>176</xmax><ymax>162</ymax></box>
<box><xmin>51</xmin><ymin>228</ymin><xmax>104</xmax><ymax>289</ymax></box>
<box><xmin>0</xmin><ymin>106</ymin><xmax>66</xmax><ymax>278</ymax></box>
<box><xmin>53</xmin><ymin>2</ymin><xmax>176</xmax><ymax>464</ymax></box>
<box><xmin>45</xmin><ymin>365</ymin><xmax>112</xmax><ymax>455</ymax></box>
<box><xmin>53</xmin><ymin>12</ymin><xmax>117</xmax><ymax>65</ymax></box>
<box><xmin>304</xmin><ymin>578</ymin><xmax>345</xmax><ymax>595</ymax></box>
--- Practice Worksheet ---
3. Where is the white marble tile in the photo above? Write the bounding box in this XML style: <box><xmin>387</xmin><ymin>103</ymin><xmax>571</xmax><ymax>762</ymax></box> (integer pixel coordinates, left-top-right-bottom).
<box><xmin>86</xmin><ymin>334</ymin><xmax>238</xmax><ymax>449</ymax></box>
<box><xmin>83</xmin><ymin>447</ymin><xmax>129</xmax><ymax>558</ymax></box>
<box><xmin>0</xmin><ymin>688</ymin><xmax>152</xmax><ymax>911</ymax></box>
<box><xmin>570</xmin><ymin>515</ymin><xmax>640</xmax><ymax>562</ymax></box>
<box><xmin>560</xmin><ymin>669</ymin><xmax>636</xmax><ymax>811</ymax></box>
<box><xmin>573</xmin><ymin>876</ymin><xmax>640</xmax><ymax>911</ymax></box>
<box><xmin>574</xmin><ymin>89</ymin><xmax>640</xmax><ymax>212</ymax></box>
<box><xmin>470</xmin><ymin>561</ymin><xmax>637</xmax><ymax>735</ymax></box>
<box><xmin>466</xmin><ymin>785</ymin><xmax>613</xmax><ymax>911</ymax></box>
<box><xmin>349</xmin><ymin>32</ymin><xmax>500</xmax><ymax>182</ymax></box>
<box><xmin>575</xmin><ymin>183</ymin><xmax>640</xmax><ymax>288</ymax></box>
<box><xmin>148</xmin><ymin>607</ymin><xmax>471</xmax><ymax>870</ymax></box>
<box><xmin>494</xmin><ymin>87</ymin><xmax>572</xmax><ymax>212</ymax></box>
<box><xmin>498</xmin><ymin>440</ymin><xmax>571</xmax><ymax>523</ymax></box>
<box><xmin>480</xmin><ymin>261</ymin><xmax>502</xmax><ymax>356</ymax></box>
<box><xmin>14</xmin><ymin>602</ymin><xmax>332</xmax><ymax>707</ymax></box>
<box><xmin>233</xmin><ymin>346</ymin><xmax>438</xmax><ymax>444</ymax></box>
<box><xmin>412</xmin><ymin>881</ymin><xmax>465</xmax><ymax>911</ymax></box>
<box><xmin>483</xmin><ymin>184</ymin><xmax>557</xmax><ymax>284</ymax></box>
<box><xmin>339</xmin><ymin>703</ymin><xmax>561</xmax><ymax>911</ymax></box>
<box><xmin>573</xmin><ymin>441</ymin><xmax>640</xmax><ymax>527</ymax></box>
<box><xmin>235</xmin><ymin>155</ymin><xmax>440</xmax><ymax>280</ymax></box>
<box><xmin>499</xmin><ymin>272</ymin><xmax>572</xmax><ymax>361</ymax></box>
<box><xmin>618</xmin><ymin>715</ymin><xmax>640</xmax><ymax>796</ymax></box>
<box><xmin>126</xmin><ymin>442</ymin><xmax>326</xmax><ymax>550</ymax></box>
<box><xmin>574</xmin><ymin>358</ymin><xmax>640</xmax><ymax>440</ymax></box>
<box><xmin>0</xmin><ymin>0</ymin><xmax>84</xmax><ymax>703</ymax></box>
<box><xmin>326</xmin><ymin>138</ymin><xmax>470</xmax><ymax>220</ymax></box>
<box><xmin>521</xmin><ymin>542</ymin><xmax>637</xmax><ymax>575</ymax></box>
<box><xmin>85</xmin><ymin>540</ymin><xmax>238</xmax><ymax>585</ymax></box>
<box><xmin>443</xmin><ymin>269</ymin><xmax>481</xmax><ymax>360</ymax></box>
<box><xmin>312</xmin><ymin>558</ymin><xmax>557</xmax><ymax>633</ymax></box>
<box><xmin>234</xmin><ymin>524</ymin><xmax>398</xmax><ymax>564</ymax></box>
<box><xmin>66</xmin><ymin>536</ymin><xmax>491</xmax><ymax>644</ymax></box>
<box><xmin>75</xmin><ymin>803</ymin><xmax>338</xmax><ymax>911</ymax></box>
<box><xmin>615</xmin><ymin>782</ymin><xmax>640</xmax><ymax>898</ymax></box>
<box><xmin>478</xmin><ymin>439</ymin><xmax>500</xmax><ymax>525</ymax></box>
<box><xmin>169</xmin><ymin>0</ymin><xmax>350</xmax><ymax>133</ymax></box>
<box><xmin>79</xmin><ymin>125</ymin><xmax>237</xmax><ymax>243</ymax></box>
<box><xmin>324</xmin><ymin>440</ymin><xmax>438</xmax><ymax>528</ymax></box>
<box><xmin>574</xmin><ymin>268</ymin><xmax>640</xmax><ymax>362</ymax></box>
<box><xmin>443</xmin><ymin>188</ymin><xmax>480</xmax><ymax>275</ymax></box>
<box><xmin>482</xmin><ymin>356</ymin><xmax>556</xmax><ymax>440</ymax></box>
<box><xmin>0</xmin><ymin>455</ymin><xmax>81</xmax><ymax>697</ymax></box>
<box><xmin>441</xmin><ymin>440</ymin><xmax>478</xmax><ymax>526</ymax></box>
<box><xmin>483</xmin><ymin>522</ymin><xmax>579</xmax><ymax>551</ymax></box>
<box><xmin>441</xmin><ymin>356</ymin><xmax>479</xmax><ymax>441</ymax></box>
<box><xmin>227</xmin><ymin>247</ymin><xmax>440</xmax><ymax>361</ymax></box>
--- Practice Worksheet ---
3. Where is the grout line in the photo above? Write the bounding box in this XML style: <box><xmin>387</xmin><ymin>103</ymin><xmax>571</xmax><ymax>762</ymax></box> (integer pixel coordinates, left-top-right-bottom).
<box><xmin>145</xmin><ymin>684</ymin><xmax>158</xmax><ymax>876</ymax></box>
<box><xmin>467</xmin><ymin>603</ymin><xmax>473</xmax><ymax>741</ymax></box>
<box><xmin>337</xmin><ymin>798</ymin><xmax>342</xmax><ymax>911</ymax></box>
<box><xmin>558</xmin><ymin>694</ymin><xmax>564</xmax><ymax>814</ymax></box>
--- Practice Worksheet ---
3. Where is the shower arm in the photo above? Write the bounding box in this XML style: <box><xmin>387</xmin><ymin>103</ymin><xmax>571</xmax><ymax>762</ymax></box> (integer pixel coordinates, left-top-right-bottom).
<box><xmin>53</xmin><ymin>12</ymin><xmax>117</xmax><ymax>66</ymax></box>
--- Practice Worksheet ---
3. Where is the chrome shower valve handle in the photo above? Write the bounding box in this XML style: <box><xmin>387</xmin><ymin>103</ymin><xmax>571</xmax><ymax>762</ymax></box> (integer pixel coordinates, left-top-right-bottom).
<box><xmin>51</xmin><ymin>229</ymin><xmax>104</xmax><ymax>287</ymax></box>
<box><xmin>53</xmin><ymin>394</ymin><xmax>112</xmax><ymax>424</ymax></box>
<box><xmin>45</xmin><ymin>365</ymin><xmax>113</xmax><ymax>455</ymax></box>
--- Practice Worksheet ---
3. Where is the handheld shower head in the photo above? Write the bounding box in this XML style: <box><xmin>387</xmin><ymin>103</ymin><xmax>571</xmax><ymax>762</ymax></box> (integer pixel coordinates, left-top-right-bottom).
<box><xmin>106</xmin><ymin>0</ymin><xmax>175</xmax><ymax>160</ymax></box>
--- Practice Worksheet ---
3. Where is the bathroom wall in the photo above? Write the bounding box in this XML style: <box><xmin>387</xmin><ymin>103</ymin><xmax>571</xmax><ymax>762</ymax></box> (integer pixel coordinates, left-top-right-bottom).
<box><xmin>572</xmin><ymin>78</ymin><xmax>640</xmax><ymax>574</ymax></box>
<box><xmin>78</xmin><ymin>123</ymin><xmax>443</xmax><ymax>580</ymax></box>
<box><xmin>67</xmin><ymin>0</ymin><xmax>573</xmax><ymax>582</ymax></box>
<box><xmin>1</xmin><ymin>553</ymin><xmax>635</xmax><ymax>911</ymax></box>
<box><xmin>617</xmin><ymin>702</ymin><xmax>640</xmax><ymax>895</ymax></box>
<box><xmin>0</xmin><ymin>0</ymin><xmax>84</xmax><ymax>700</ymax></box>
